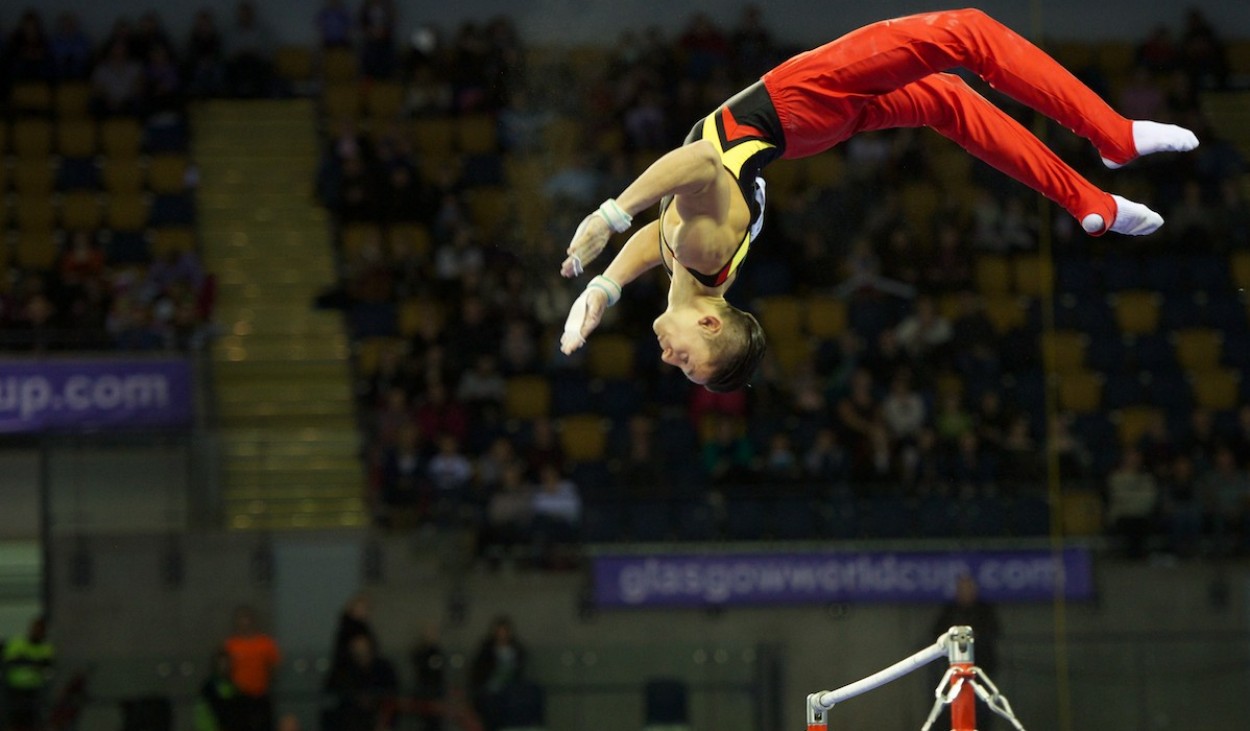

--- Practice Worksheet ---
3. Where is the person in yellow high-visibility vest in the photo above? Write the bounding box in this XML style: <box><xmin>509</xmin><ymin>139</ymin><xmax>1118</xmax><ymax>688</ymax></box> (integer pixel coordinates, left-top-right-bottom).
<box><xmin>3</xmin><ymin>617</ymin><xmax>54</xmax><ymax>731</ymax></box>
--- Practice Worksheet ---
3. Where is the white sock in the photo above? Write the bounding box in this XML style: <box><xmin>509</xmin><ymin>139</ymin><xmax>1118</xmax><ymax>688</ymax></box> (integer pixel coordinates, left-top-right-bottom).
<box><xmin>1102</xmin><ymin>121</ymin><xmax>1200</xmax><ymax>168</ymax></box>
<box><xmin>1081</xmin><ymin>194</ymin><xmax>1164</xmax><ymax>236</ymax></box>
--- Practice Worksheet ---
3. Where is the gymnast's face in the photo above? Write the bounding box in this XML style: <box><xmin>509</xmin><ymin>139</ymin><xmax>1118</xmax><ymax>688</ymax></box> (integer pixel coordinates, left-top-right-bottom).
<box><xmin>653</xmin><ymin>309</ymin><xmax>718</xmax><ymax>384</ymax></box>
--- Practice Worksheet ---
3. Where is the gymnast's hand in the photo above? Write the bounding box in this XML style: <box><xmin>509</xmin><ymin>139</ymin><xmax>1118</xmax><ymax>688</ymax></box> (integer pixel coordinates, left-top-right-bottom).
<box><xmin>561</xmin><ymin>211</ymin><xmax>613</xmax><ymax>278</ymax></box>
<box><xmin>559</xmin><ymin>285</ymin><xmax>609</xmax><ymax>355</ymax></box>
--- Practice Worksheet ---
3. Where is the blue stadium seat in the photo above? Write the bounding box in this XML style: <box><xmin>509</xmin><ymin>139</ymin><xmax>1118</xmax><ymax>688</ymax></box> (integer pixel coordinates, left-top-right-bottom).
<box><xmin>1101</xmin><ymin>254</ymin><xmax>1146</xmax><ymax>291</ymax></box>
<box><xmin>1186</xmin><ymin>254</ymin><xmax>1227</xmax><ymax>293</ymax></box>
<box><xmin>103</xmin><ymin>231</ymin><xmax>150</xmax><ymax>264</ymax></box>
<box><xmin>1101</xmin><ymin>373</ymin><xmax>1147</xmax><ymax>409</ymax></box>
<box><xmin>550</xmin><ymin>374</ymin><xmax>591</xmax><ymax>416</ymax></box>
<box><xmin>1127</xmin><ymin>334</ymin><xmax>1176</xmax><ymax>372</ymax></box>
<box><xmin>1144</xmin><ymin>254</ymin><xmax>1186</xmax><ymax>294</ymax></box>
<box><xmin>149</xmin><ymin>194</ymin><xmax>195</xmax><ymax>226</ymax></box>
<box><xmin>1086</xmin><ymin>334</ymin><xmax>1128</xmax><ymax>373</ymax></box>
<box><xmin>1145</xmin><ymin>369</ymin><xmax>1193</xmax><ymax>414</ymax></box>
<box><xmin>1055</xmin><ymin>256</ymin><xmax>1098</xmax><ymax>293</ymax></box>
<box><xmin>596</xmin><ymin>379</ymin><xmax>643</xmax><ymax>421</ymax></box>
<box><xmin>57</xmin><ymin>157</ymin><xmax>99</xmax><ymax>190</ymax></box>
<box><xmin>348</xmin><ymin>302</ymin><xmax>397</xmax><ymax>338</ymax></box>
<box><xmin>1159</xmin><ymin>293</ymin><xmax>1207</xmax><ymax>330</ymax></box>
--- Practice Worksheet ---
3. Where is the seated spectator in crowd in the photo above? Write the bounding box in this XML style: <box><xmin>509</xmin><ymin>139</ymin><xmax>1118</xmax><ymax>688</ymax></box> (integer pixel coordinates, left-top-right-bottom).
<box><xmin>91</xmin><ymin>40</ymin><xmax>145</xmax><ymax>115</ymax></box>
<box><xmin>469</xmin><ymin>617</ymin><xmax>527</xmax><ymax>731</ymax></box>
<box><xmin>6</xmin><ymin>10</ymin><xmax>53</xmax><ymax>81</ymax></box>
<box><xmin>146</xmin><ymin>43</ymin><xmax>185</xmax><ymax>114</ymax></box>
<box><xmin>1106</xmin><ymin>449</ymin><xmax>1160</xmax><ymax>558</ymax></box>
<box><xmin>415</xmin><ymin>382</ymin><xmax>468</xmax><ymax>445</ymax></box>
<box><xmin>358</xmin><ymin>0</ymin><xmax>397</xmax><ymax>79</ymax></box>
<box><xmin>895</xmin><ymin>295</ymin><xmax>953</xmax><ymax>361</ymax></box>
<box><xmin>1201</xmin><ymin>446</ymin><xmax>1250</xmax><ymax>555</ymax></box>
<box><xmin>50</xmin><ymin>12</ymin><xmax>92</xmax><ymax>80</ymax></box>
<box><xmin>225</xmin><ymin>0</ymin><xmax>273</xmax><ymax>97</ymax></box>
<box><xmin>316</xmin><ymin>0</ymin><xmax>353</xmax><ymax>48</ymax></box>
<box><xmin>702</xmin><ymin>416</ymin><xmax>756</xmax><ymax>486</ymax></box>
<box><xmin>529</xmin><ymin>465</ymin><xmax>581</xmax><ymax>566</ymax></box>
<box><xmin>761</xmin><ymin>432</ymin><xmax>802</xmax><ymax>484</ymax></box>
<box><xmin>457</xmin><ymin>354</ymin><xmax>507</xmax><ymax>423</ymax></box>
<box><xmin>523</xmin><ymin>419</ymin><xmax>564</xmax><ymax>481</ymax></box>
<box><xmin>882</xmin><ymin>370</ymin><xmax>927</xmax><ymax>447</ymax></box>
<box><xmin>836</xmin><ymin>369</ymin><xmax>884</xmax><ymax>483</ymax></box>
<box><xmin>1160</xmin><ymin>455</ymin><xmax>1203</xmax><ymax>557</ymax></box>
<box><xmin>185</xmin><ymin>9</ymin><xmax>226</xmax><ymax>97</ymax></box>
<box><xmin>617</xmin><ymin>415</ymin><xmax>667</xmax><ymax>496</ymax></box>
<box><xmin>427</xmin><ymin>435</ymin><xmax>474</xmax><ymax>524</ymax></box>
<box><xmin>804</xmin><ymin>428</ymin><xmax>849</xmax><ymax>491</ymax></box>
<box><xmin>480</xmin><ymin>463</ymin><xmax>532</xmax><ymax>565</ymax></box>
<box><xmin>378</xmin><ymin>425</ymin><xmax>424</xmax><ymax>523</ymax></box>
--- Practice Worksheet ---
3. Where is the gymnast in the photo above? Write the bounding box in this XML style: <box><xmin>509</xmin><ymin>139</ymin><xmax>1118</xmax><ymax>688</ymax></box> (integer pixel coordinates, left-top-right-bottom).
<box><xmin>558</xmin><ymin>8</ymin><xmax>1198</xmax><ymax>391</ymax></box>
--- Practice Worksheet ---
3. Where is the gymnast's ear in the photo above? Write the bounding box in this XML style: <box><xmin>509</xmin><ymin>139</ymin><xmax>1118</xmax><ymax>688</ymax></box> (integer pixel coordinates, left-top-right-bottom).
<box><xmin>697</xmin><ymin>313</ymin><xmax>723</xmax><ymax>336</ymax></box>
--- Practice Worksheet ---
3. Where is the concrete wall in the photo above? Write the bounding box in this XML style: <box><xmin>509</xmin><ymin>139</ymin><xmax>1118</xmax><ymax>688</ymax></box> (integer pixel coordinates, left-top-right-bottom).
<box><xmin>7</xmin><ymin>0</ymin><xmax>1249</xmax><ymax>48</ymax></box>
<box><xmin>46</xmin><ymin>532</ymin><xmax>1250</xmax><ymax>731</ymax></box>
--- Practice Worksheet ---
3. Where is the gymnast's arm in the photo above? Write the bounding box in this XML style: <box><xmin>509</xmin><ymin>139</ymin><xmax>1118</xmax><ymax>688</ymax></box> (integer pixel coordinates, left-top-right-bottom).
<box><xmin>561</xmin><ymin>140</ymin><xmax>722</xmax><ymax>278</ymax></box>
<box><xmin>558</xmin><ymin>221</ymin><xmax>662</xmax><ymax>355</ymax></box>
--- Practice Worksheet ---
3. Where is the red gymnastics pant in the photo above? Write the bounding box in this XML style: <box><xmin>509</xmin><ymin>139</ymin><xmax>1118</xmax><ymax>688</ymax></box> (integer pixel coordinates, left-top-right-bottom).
<box><xmin>762</xmin><ymin>8</ymin><xmax>1133</xmax><ymax>228</ymax></box>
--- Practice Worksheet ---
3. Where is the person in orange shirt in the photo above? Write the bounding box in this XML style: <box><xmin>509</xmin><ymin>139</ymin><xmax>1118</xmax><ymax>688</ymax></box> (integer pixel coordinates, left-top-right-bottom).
<box><xmin>222</xmin><ymin>606</ymin><xmax>281</xmax><ymax>731</ymax></box>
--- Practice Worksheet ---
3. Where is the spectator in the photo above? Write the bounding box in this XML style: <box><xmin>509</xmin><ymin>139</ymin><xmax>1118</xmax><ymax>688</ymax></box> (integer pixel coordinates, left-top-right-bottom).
<box><xmin>91</xmin><ymin>40</ymin><xmax>145</xmax><ymax>115</ymax></box>
<box><xmin>6</xmin><ymin>10</ymin><xmax>52</xmax><ymax>82</ymax></box>
<box><xmin>358</xmin><ymin>0</ymin><xmax>397</xmax><ymax>79</ymax></box>
<box><xmin>1201</xmin><ymin>446</ymin><xmax>1250</xmax><ymax>555</ymax></box>
<box><xmin>701</xmin><ymin>416</ymin><xmax>755</xmax><ymax>486</ymax></box>
<box><xmin>146</xmin><ymin>43</ymin><xmax>185</xmax><ymax>114</ymax></box>
<box><xmin>618</xmin><ymin>415</ymin><xmax>667</xmax><ymax>496</ymax></box>
<box><xmin>185</xmin><ymin>9</ymin><xmax>226</xmax><ymax>97</ymax></box>
<box><xmin>895</xmin><ymin>295</ymin><xmax>953</xmax><ymax>361</ymax></box>
<box><xmin>457</xmin><ymin>354</ymin><xmax>507</xmax><ymax>420</ymax></box>
<box><xmin>331</xmin><ymin>594</ymin><xmax>377</xmax><ymax>675</ymax></box>
<box><xmin>930</xmin><ymin>574</ymin><xmax>1001</xmax><ymax>676</ymax></box>
<box><xmin>411</xmin><ymin>625</ymin><xmax>449</xmax><ymax>731</ymax></box>
<box><xmin>1106</xmin><ymin>449</ymin><xmax>1159</xmax><ymax>558</ymax></box>
<box><xmin>469</xmin><ymin>616</ymin><xmax>528</xmax><ymax>731</ymax></box>
<box><xmin>481</xmin><ymin>463</ymin><xmax>532</xmax><ymax>564</ymax></box>
<box><xmin>131</xmin><ymin>11</ymin><xmax>173</xmax><ymax>64</ymax></box>
<box><xmin>323</xmin><ymin>634</ymin><xmax>399</xmax><ymax>731</ymax></box>
<box><xmin>836</xmin><ymin>368</ymin><xmax>883</xmax><ymax>482</ymax></box>
<box><xmin>1160</xmin><ymin>455</ymin><xmax>1203</xmax><ymax>557</ymax></box>
<box><xmin>193</xmin><ymin>650</ymin><xmax>241</xmax><ymax>731</ymax></box>
<box><xmin>225</xmin><ymin>1</ymin><xmax>273</xmax><ymax>97</ymax></box>
<box><xmin>529</xmin><ymin>464</ymin><xmax>582</xmax><ymax>565</ymax></box>
<box><xmin>804</xmin><ymin>427</ymin><xmax>849</xmax><ymax>490</ymax></box>
<box><xmin>761</xmin><ymin>432</ymin><xmax>802</xmax><ymax>484</ymax></box>
<box><xmin>882</xmin><ymin>370</ymin><xmax>927</xmax><ymax>445</ymax></box>
<box><xmin>2</xmin><ymin>616</ymin><xmax>54</xmax><ymax>731</ymax></box>
<box><xmin>49</xmin><ymin>12</ymin><xmax>91</xmax><ymax>80</ymax></box>
<box><xmin>316</xmin><ymin>0</ymin><xmax>353</xmax><ymax>48</ymax></box>
<box><xmin>222</xmin><ymin>606</ymin><xmax>280</xmax><ymax>731</ymax></box>
<box><xmin>415</xmin><ymin>382</ymin><xmax>469</xmax><ymax>445</ymax></box>
<box><xmin>522</xmin><ymin>419</ymin><xmax>565</xmax><ymax>481</ymax></box>
<box><xmin>934</xmin><ymin>393</ymin><xmax>974</xmax><ymax>446</ymax></box>
<box><xmin>474</xmin><ymin>436</ymin><xmax>517</xmax><ymax>494</ymax></box>
<box><xmin>427</xmin><ymin>434</ymin><xmax>475</xmax><ymax>523</ymax></box>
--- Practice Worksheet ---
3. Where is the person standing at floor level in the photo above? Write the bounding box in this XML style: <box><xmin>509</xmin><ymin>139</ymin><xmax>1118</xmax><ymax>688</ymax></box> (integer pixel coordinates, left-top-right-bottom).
<box><xmin>222</xmin><ymin>606</ymin><xmax>281</xmax><ymax>731</ymax></box>
<box><xmin>3</xmin><ymin>617</ymin><xmax>55</xmax><ymax>731</ymax></box>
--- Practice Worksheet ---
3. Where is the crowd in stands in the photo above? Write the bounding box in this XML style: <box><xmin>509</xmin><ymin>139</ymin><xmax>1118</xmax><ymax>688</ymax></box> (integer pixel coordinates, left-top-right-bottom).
<box><xmin>302</xmin><ymin>1</ymin><xmax>1250</xmax><ymax>561</ymax></box>
<box><xmin>0</xmin><ymin>5</ymin><xmax>232</xmax><ymax>350</ymax></box>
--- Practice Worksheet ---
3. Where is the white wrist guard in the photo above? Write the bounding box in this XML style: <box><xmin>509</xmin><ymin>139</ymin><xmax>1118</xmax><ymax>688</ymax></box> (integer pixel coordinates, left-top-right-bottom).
<box><xmin>587</xmin><ymin>275</ymin><xmax>621</xmax><ymax>307</ymax></box>
<box><xmin>596</xmin><ymin>198</ymin><xmax>633</xmax><ymax>233</ymax></box>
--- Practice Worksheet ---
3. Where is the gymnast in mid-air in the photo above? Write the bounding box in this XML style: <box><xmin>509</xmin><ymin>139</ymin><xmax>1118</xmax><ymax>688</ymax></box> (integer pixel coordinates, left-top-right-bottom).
<box><xmin>557</xmin><ymin>8</ymin><xmax>1198</xmax><ymax>391</ymax></box>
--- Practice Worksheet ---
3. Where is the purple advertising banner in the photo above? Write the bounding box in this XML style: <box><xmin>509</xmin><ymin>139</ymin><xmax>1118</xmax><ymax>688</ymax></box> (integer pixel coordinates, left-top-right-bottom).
<box><xmin>594</xmin><ymin>548</ymin><xmax>1093</xmax><ymax>607</ymax></box>
<box><xmin>0</xmin><ymin>359</ymin><xmax>193</xmax><ymax>433</ymax></box>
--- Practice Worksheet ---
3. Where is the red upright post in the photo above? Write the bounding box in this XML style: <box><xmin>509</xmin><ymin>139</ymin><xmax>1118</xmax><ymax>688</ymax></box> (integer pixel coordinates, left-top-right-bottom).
<box><xmin>949</xmin><ymin>662</ymin><xmax>978</xmax><ymax>731</ymax></box>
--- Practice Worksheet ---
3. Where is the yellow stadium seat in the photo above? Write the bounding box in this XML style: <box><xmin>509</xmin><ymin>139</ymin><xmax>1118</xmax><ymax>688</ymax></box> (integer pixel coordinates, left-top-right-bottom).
<box><xmin>60</xmin><ymin>192</ymin><xmax>103</xmax><ymax>231</ymax></box>
<box><xmin>101</xmin><ymin>159</ymin><xmax>145</xmax><ymax>193</ymax></box>
<box><xmin>900</xmin><ymin>181</ymin><xmax>941</xmax><ymax>241</ymax></box>
<box><xmin>13</xmin><ymin>161</ymin><xmax>54</xmax><ymax>196</ymax></box>
<box><xmin>1111</xmin><ymin>290</ymin><xmax>1160</xmax><ymax>334</ymax></box>
<box><xmin>1190</xmin><ymin>368</ymin><xmax>1240</xmax><ymax>411</ymax></box>
<box><xmin>14</xmin><ymin>231</ymin><xmax>58</xmax><ymax>270</ymax></box>
<box><xmin>983</xmin><ymin>295</ymin><xmax>1026</xmax><ymax>334</ymax></box>
<box><xmin>341</xmin><ymin>223</ymin><xmax>383</xmax><ymax>260</ymax></box>
<box><xmin>150</xmin><ymin>227</ymin><xmax>196</xmax><ymax>258</ymax></box>
<box><xmin>1231</xmin><ymin>251</ymin><xmax>1250</xmax><ymax>289</ymax></box>
<box><xmin>504</xmin><ymin>376</ymin><xmax>551</xmax><ymax>420</ymax></box>
<box><xmin>1173</xmin><ymin>328</ymin><xmax>1222</xmax><ymax>370</ymax></box>
<box><xmin>411</xmin><ymin>118</ymin><xmax>456</xmax><ymax>154</ymax></box>
<box><xmin>363</xmin><ymin>82</ymin><xmax>405</xmax><ymax>119</ymax></box>
<box><xmin>15</xmin><ymin>196</ymin><xmax>56</xmax><ymax>233</ymax></box>
<box><xmin>1041</xmin><ymin>330</ymin><xmax>1087</xmax><ymax>373</ymax></box>
<box><xmin>397</xmin><ymin>298</ymin><xmax>442</xmax><ymax>338</ymax></box>
<box><xmin>274</xmin><ymin>45</ymin><xmax>313</xmax><ymax>81</ymax></box>
<box><xmin>544</xmin><ymin>117</ymin><xmax>583</xmax><ymax>156</ymax></box>
<box><xmin>1115</xmin><ymin>406</ymin><xmax>1162</xmax><ymax>447</ymax></box>
<box><xmin>12</xmin><ymin>119</ymin><xmax>53</xmax><ymax>158</ymax></box>
<box><xmin>1012</xmin><ymin>254</ymin><xmax>1053</xmax><ymax>297</ymax></box>
<box><xmin>761</xmin><ymin>159</ymin><xmax>800</xmax><ymax>198</ymax></box>
<box><xmin>805</xmin><ymin>296</ymin><xmax>848</xmax><ymax>338</ymax></box>
<box><xmin>322</xmin><ymin>84</ymin><xmax>361</xmax><ymax>120</ymax></box>
<box><xmin>54</xmin><ymin>82</ymin><xmax>93</xmax><ymax>118</ymax></box>
<box><xmin>106</xmin><ymin>194</ymin><xmax>149</xmax><ymax>231</ymax></box>
<box><xmin>56</xmin><ymin>119</ymin><xmax>98</xmax><ymax>158</ymax></box>
<box><xmin>457</xmin><ymin>114</ymin><xmax>497</xmax><ymax>154</ymax></box>
<box><xmin>322</xmin><ymin>48</ymin><xmax>358</xmax><ymax>82</ymax></box>
<box><xmin>803</xmin><ymin>150</ymin><xmax>844</xmax><ymax>188</ymax></box>
<box><xmin>386</xmin><ymin>223</ymin><xmax>431</xmax><ymax>260</ymax></box>
<box><xmin>758</xmin><ymin>295</ymin><xmax>803</xmax><ymax>338</ymax></box>
<box><xmin>770</xmin><ymin>336</ymin><xmax>812</xmax><ymax>378</ymax></box>
<box><xmin>466</xmin><ymin>187</ymin><xmax>511</xmax><ymax>233</ymax></box>
<box><xmin>355</xmin><ymin>337</ymin><xmax>407</xmax><ymax>378</ymax></box>
<box><xmin>147</xmin><ymin>155</ymin><xmax>189</xmax><ymax>194</ymax></box>
<box><xmin>1057</xmin><ymin>370</ymin><xmax>1103</xmax><ymax>413</ymax></box>
<box><xmin>1060</xmin><ymin>489</ymin><xmax>1103</xmax><ymax>536</ymax></box>
<box><xmin>10</xmin><ymin>82</ymin><xmax>52</xmax><ymax>113</ymax></box>
<box><xmin>100</xmin><ymin>119</ymin><xmax>143</xmax><ymax>158</ymax></box>
<box><xmin>560</xmin><ymin>414</ymin><xmax>609</xmax><ymax>463</ymax></box>
<box><xmin>586</xmin><ymin>334</ymin><xmax>636</xmax><ymax>380</ymax></box>
<box><xmin>1096</xmin><ymin>41</ymin><xmax>1137</xmax><ymax>76</ymax></box>
<box><xmin>975</xmin><ymin>254</ymin><xmax>1011</xmax><ymax>294</ymax></box>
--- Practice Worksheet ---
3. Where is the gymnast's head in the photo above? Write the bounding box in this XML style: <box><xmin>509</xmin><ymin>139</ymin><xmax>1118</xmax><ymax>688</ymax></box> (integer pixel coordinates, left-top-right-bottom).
<box><xmin>652</xmin><ymin>299</ymin><xmax>766</xmax><ymax>391</ymax></box>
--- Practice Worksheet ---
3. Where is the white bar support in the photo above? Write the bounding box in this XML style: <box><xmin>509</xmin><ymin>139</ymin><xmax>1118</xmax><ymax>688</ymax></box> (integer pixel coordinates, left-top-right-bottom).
<box><xmin>809</xmin><ymin>626</ymin><xmax>972</xmax><ymax>712</ymax></box>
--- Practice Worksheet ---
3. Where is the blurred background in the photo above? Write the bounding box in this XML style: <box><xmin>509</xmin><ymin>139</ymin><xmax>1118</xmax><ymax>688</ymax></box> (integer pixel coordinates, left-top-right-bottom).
<box><xmin>0</xmin><ymin>1</ymin><xmax>1248</xmax><ymax>730</ymax></box>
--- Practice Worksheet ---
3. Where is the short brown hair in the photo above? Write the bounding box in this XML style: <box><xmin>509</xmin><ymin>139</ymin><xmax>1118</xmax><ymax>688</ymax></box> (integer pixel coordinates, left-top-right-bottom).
<box><xmin>704</xmin><ymin>304</ymin><xmax>766</xmax><ymax>392</ymax></box>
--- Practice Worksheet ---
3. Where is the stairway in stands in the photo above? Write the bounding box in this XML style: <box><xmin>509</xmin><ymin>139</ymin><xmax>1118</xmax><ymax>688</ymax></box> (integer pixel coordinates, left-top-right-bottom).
<box><xmin>194</xmin><ymin>99</ymin><xmax>366</xmax><ymax>530</ymax></box>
